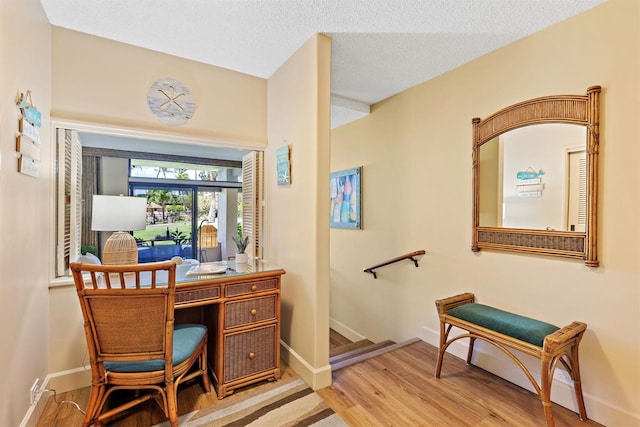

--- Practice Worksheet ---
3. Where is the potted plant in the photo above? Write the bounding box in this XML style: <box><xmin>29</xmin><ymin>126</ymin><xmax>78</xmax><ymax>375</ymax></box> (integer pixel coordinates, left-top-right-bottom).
<box><xmin>232</xmin><ymin>232</ymin><xmax>249</xmax><ymax>264</ymax></box>
<box><xmin>81</xmin><ymin>245</ymin><xmax>97</xmax><ymax>256</ymax></box>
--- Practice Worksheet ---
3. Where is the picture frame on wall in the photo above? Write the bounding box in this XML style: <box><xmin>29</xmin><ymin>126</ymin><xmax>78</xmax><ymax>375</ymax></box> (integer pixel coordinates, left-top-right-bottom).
<box><xmin>276</xmin><ymin>144</ymin><xmax>291</xmax><ymax>186</ymax></box>
<box><xmin>330</xmin><ymin>166</ymin><xmax>362</xmax><ymax>229</ymax></box>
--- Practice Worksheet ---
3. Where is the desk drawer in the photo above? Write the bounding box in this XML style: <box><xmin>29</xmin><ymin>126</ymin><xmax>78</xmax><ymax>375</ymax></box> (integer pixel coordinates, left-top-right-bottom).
<box><xmin>225</xmin><ymin>278</ymin><xmax>277</xmax><ymax>297</ymax></box>
<box><xmin>225</xmin><ymin>295</ymin><xmax>277</xmax><ymax>328</ymax></box>
<box><xmin>224</xmin><ymin>324</ymin><xmax>276</xmax><ymax>382</ymax></box>
<box><xmin>175</xmin><ymin>284</ymin><xmax>221</xmax><ymax>305</ymax></box>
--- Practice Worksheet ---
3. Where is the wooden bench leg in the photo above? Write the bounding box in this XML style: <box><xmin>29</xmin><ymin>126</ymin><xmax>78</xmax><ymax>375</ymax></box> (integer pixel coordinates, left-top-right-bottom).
<box><xmin>543</xmin><ymin>321</ymin><xmax>589</xmax><ymax>424</ymax></box>
<box><xmin>569</xmin><ymin>344</ymin><xmax>588</xmax><ymax>421</ymax></box>
<box><xmin>466</xmin><ymin>337</ymin><xmax>476</xmax><ymax>364</ymax></box>
<box><xmin>435</xmin><ymin>320</ymin><xmax>477</xmax><ymax>377</ymax></box>
<box><xmin>540</xmin><ymin>356</ymin><xmax>555</xmax><ymax>427</ymax></box>
<box><xmin>435</xmin><ymin>321</ymin><xmax>449</xmax><ymax>378</ymax></box>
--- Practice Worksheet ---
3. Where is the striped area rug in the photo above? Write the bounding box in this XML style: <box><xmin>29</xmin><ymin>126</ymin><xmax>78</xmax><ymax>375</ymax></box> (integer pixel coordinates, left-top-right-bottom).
<box><xmin>155</xmin><ymin>377</ymin><xmax>347</xmax><ymax>426</ymax></box>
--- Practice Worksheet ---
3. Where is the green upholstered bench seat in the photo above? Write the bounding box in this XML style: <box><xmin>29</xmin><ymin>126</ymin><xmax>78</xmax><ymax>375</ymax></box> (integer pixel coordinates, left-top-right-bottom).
<box><xmin>447</xmin><ymin>303</ymin><xmax>560</xmax><ymax>347</ymax></box>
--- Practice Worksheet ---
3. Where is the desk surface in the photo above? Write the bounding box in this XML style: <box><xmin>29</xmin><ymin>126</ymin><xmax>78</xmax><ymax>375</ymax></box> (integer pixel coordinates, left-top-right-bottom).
<box><xmin>104</xmin><ymin>259</ymin><xmax>284</xmax><ymax>291</ymax></box>
<box><xmin>176</xmin><ymin>259</ymin><xmax>284</xmax><ymax>284</ymax></box>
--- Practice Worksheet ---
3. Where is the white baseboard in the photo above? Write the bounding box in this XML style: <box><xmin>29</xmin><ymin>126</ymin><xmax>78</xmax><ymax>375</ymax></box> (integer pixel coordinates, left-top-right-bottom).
<box><xmin>20</xmin><ymin>366</ymin><xmax>91</xmax><ymax>427</ymax></box>
<box><xmin>19</xmin><ymin>386</ymin><xmax>49</xmax><ymax>427</ymax></box>
<box><xmin>19</xmin><ymin>367</ymin><xmax>91</xmax><ymax>427</ymax></box>
<box><xmin>329</xmin><ymin>318</ymin><xmax>366</xmax><ymax>342</ymax></box>
<box><xmin>279</xmin><ymin>340</ymin><xmax>332</xmax><ymax>391</ymax></box>
<box><xmin>421</xmin><ymin>325</ymin><xmax>639</xmax><ymax>427</ymax></box>
<box><xmin>46</xmin><ymin>366</ymin><xmax>92</xmax><ymax>393</ymax></box>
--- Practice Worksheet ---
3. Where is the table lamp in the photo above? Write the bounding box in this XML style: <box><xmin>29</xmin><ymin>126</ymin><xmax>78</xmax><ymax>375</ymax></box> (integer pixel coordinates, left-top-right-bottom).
<box><xmin>198</xmin><ymin>220</ymin><xmax>218</xmax><ymax>262</ymax></box>
<box><xmin>91</xmin><ymin>195</ymin><xmax>147</xmax><ymax>265</ymax></box>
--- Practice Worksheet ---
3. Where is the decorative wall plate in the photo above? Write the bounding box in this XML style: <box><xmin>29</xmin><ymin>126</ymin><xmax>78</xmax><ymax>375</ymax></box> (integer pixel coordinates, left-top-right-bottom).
<box><xmin>147</xmin><ymin>78</ymin><xmax>195</xmax><ymax>125</ymax></box>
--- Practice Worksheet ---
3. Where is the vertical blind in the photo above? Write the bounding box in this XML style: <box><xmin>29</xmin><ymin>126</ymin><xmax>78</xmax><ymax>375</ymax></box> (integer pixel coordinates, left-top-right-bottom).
<box><xmin>242</xmin><ymin>151</ymin><xmax>264</xmax><ymax>259</ymax></box>
<box><xmin>56</xmin><ymin>129</ymin><xmax>82</xmax><ymax>277</ymax></box>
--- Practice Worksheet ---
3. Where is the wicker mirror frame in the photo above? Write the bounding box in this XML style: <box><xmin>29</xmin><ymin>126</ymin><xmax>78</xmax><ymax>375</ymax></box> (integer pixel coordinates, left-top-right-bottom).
<box><xmin>472</xmin><ymin>86</ymin><xmax>601</xmax><ymax>267</ymax></box>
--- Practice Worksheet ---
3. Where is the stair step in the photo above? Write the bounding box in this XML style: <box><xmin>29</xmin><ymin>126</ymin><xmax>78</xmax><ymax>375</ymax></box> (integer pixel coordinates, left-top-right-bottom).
<box><xmin>330</xmin><ymin>339</ymin><xmax>374</xmax><ymax>358</ymax></box>
<box><xmin>330</xmin><ymin>339</ymin><xmax>395</xmax><ymax>364</ymax></box>
<box><xmin>330</xmin><ymin>337</ymin><xmax>422</xmax><ymax>371</ymax></box>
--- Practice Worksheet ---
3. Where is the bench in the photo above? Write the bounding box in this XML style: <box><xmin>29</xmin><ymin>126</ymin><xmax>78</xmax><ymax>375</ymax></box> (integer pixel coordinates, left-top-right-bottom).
<box><xmin>434</xmin><ymin>292</ymin><xmax>587</xmax><ymax>427</ymax></box>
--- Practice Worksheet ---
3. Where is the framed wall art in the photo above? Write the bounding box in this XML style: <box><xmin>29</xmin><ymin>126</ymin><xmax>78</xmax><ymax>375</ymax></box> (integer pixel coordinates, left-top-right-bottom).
<box><xmin>276</xmin><ymin>144</ymin><xmax>291</xmax><ymax>186</ymax></box>
<box><xmin>330</xmin><ymin>166</ymin><xmax>362</xmax><ymax>229</ymax></box>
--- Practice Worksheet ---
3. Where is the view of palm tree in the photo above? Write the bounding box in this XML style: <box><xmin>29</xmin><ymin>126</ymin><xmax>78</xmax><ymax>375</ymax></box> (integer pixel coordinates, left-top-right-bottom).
<box><xmin>129</xmin><ymin>159</ymin><xmax>243</xmax><ymax>263</ymax></box>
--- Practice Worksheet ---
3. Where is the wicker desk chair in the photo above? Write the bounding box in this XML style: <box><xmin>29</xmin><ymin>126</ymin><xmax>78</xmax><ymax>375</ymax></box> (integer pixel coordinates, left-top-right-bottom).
<box><xmin>70</xmin><ymin>261</ymin><xmax>211</xmax><ymax>427</ymax></box>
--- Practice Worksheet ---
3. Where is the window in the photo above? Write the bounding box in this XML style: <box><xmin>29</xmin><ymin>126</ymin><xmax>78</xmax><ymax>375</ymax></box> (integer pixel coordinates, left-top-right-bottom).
<box><xmin>54</xmin><ymin>126</ymin><xmax>264</xmax><ymax>277</ymax></box>
<box><xmin>130</xmin><ymin>159</ymin><xmax>240</xmax><ymax>182</ymax></box>
<box><xmin>129</xmin><ymin>157</ymin><xmax>244</xmax><ymax>262</ymax></box>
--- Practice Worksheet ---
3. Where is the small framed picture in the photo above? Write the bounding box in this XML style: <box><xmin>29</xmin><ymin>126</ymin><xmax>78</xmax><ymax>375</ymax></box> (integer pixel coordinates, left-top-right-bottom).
<box><xmin>330</xmin><ymin>166</ymin><xmax>362</xmax><ymax>229</ymax></box>
<box><xmin>276</xmin><ymin>145</ymin><xmax>291</xmax><ymax>186</ymax></box>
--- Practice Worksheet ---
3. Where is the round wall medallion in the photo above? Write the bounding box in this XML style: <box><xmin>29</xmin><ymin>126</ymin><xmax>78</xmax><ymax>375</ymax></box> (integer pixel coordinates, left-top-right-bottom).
<box><xmin>147</xmin><ymin>78</ymin><xmax>195</xmax><ymax>126</ymax></box>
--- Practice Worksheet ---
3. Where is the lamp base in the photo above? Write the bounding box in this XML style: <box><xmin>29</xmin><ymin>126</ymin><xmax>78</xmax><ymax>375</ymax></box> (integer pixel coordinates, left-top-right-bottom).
<box><xmin>103</xmin><ymin>232</ymin><xmax>138</xmax><ymax>265</ymax></box>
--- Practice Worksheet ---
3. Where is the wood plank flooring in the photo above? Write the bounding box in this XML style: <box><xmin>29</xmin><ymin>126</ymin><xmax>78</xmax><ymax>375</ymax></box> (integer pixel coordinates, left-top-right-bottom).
<box><xmin>37</xmin><ymin>335</ymin><xmax>603</xmax><ymax>427</ymax></box>
<box><xmin>319</xmin><ymin>338</ymin><xmax>603</xmax><ymax>427</ymax></box>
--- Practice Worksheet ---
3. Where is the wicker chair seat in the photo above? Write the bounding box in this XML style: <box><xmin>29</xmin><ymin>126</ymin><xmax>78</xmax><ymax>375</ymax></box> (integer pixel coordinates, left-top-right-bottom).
<box><xmin>104</xmin><ymin>324</ymin><xmax>207</xmax><ymax>372</ymax></box>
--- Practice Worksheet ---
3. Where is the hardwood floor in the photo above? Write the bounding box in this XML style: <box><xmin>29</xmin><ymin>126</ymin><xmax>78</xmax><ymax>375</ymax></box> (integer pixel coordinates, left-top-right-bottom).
<box><xmin>37</xmin><ymin>335</ymin><xmax>603</xmax><ymax>426</ymax></box>
<box><xmin>35</xmin><ymin>366</ymin><xmax>301</xmax><ymax>427</ymax></box>
<box><xmin>318</xmin><ymin>339</ymin><xmax>602</xmax><ymax>427</ymax></box>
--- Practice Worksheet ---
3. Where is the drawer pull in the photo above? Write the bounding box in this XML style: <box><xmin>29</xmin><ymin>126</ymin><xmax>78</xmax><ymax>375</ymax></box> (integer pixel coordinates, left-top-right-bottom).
<box><xmin>251</xmin><ymin>285</ymin><xmax>258</xmax><ymax>291</ymax></box>
<box><xmin>248</xmin><ymin>352</ymin><xmax>256</xmax><ymax>360</ymax></box>
<box><xmin>250</xmin><ymin>309</ymin><xmax>257</xmax><ymax>316</ymax></box>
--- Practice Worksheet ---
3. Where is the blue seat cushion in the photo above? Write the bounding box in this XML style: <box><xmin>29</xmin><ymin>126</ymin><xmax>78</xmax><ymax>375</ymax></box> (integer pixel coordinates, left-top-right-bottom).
<box><xmin>447</xmin><ymin>303</ymin><xmax>559</xmax><ymax>347</ymax></box>
<box><xmin>104</xmin><ymin>324</ymin><xmax>207</xmax><ymax>373</ymax></box>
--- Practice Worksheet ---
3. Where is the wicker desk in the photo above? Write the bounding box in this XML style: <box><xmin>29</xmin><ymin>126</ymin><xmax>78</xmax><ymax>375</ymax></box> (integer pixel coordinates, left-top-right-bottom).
<box><xmin>172</xmin><ymin>260</ymin><xmax>285</xmax><ymax>399</ymax></box>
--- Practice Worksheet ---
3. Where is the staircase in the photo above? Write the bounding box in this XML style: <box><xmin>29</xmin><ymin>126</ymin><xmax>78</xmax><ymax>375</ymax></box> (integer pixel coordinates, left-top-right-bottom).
<box><xmin>329</xmin><ymin>330</ymin><xmax>421</xmax><ymax>371</ymax></box>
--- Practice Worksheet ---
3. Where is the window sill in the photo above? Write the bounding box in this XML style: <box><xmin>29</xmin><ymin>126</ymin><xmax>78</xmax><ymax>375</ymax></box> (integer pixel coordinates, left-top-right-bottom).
<box><xmin>49</xmin><ymin>276</ymin><xmax>74</xmax><ymax>289</ymax></box>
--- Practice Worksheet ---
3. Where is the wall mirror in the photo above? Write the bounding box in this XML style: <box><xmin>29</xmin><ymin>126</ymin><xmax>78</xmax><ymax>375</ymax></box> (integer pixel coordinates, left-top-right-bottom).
<box><xmin>472</xmin><ymin>86</ymin><xmax>601</xmax><ymax>266</ymax></box>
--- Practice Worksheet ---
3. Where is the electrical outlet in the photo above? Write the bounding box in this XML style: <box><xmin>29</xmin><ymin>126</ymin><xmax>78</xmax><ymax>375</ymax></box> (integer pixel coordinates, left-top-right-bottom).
<box><xmin>553</xmin><ymin>369</ymin><xmax>573</xmax><ymax>385</ymax></box>
<box><xmin>30</xmin><ymin>379</ymin><xmax>39</xmax><ymax>405</ymax></box>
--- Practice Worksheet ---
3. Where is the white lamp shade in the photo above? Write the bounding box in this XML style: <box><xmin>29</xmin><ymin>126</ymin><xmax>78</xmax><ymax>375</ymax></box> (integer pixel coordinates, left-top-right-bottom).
<box><xmin>91</xmin><ymin>195</ymin><xmax>147</xmax><ymax>231</ymax></box>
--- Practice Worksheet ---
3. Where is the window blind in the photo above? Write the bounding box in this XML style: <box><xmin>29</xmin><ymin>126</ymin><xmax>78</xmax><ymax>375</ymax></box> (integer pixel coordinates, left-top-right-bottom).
<box><xmin>242</xmin><ymin>151</ymin><xmax>264</xmax><ymax>259</ymax></box>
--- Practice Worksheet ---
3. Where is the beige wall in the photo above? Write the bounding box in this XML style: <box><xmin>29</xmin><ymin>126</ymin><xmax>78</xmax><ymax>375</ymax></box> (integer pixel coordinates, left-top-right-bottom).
<box><xmin>267</xmin><ymin>34</ymin><xmax>333</xmax><ymax>389</ymax></box>
<box><xmin>330</xmin><ymin>1</ymin><xmax>639</xmax><ymax>425</ymax></box>
<box><xmin>0</xmin><ymin>0</ymin><xmax>52</xmax><ymax>425</ymax></box>
<box><xmin>46</xmin><ymin>28</ymin><xmax>334</xmax><ymax>403</ymax></box>
<box><xmin>52</xmin><ymin>27</ymin><xmax>267</xmax><ymax>147</ymax></box>
<box><xmin>4</xmin><ymin>0</ymin><xmax>637</xmax><ymax>425</ymax></box>
<box><xmin>46</xmin><ymin>28</ymin><xmax>269</xmax><ymax>379</ymax></box>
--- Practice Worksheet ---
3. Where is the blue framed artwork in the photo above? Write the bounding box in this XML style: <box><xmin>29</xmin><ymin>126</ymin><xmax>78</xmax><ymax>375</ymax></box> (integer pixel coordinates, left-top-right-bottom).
<box><xmin>330</xmin><ymin>166</ymin><xmax>362</xmax><ymax>229</ymax></box>
<box><xmin>276</xmin><ymin>145</ymin><xmax>291</xmax><ymax>186</ymax></box>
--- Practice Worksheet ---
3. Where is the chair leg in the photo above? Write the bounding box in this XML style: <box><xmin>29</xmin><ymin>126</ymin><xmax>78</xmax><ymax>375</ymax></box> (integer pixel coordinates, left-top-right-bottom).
<box><xmin>166</xmin><ymin>380</ymin><xmax>179</xmax><ymax>427</ymax></box>
<box><xmin>83</xmin><ymin>384</ymin><xmax>104</xmax><ymax>427</ymax></box>
<box><xmin>200</xmin><ymin>342</ymin><xmax>212</xmax><ymax>393</ymax></box>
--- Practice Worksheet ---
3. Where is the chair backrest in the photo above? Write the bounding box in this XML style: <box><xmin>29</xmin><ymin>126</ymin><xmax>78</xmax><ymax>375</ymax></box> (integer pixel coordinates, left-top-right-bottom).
<box><xmin>70</xmin><ymin>261</ymin><xmax>176</xmax><ymax>365</ymax></box>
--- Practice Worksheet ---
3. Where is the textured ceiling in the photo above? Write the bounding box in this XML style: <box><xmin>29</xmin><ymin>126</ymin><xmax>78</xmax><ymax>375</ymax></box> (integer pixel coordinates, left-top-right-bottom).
<box><xmin>39</xmin><ymin>0</ymin><xmax>604</xmax><ymax>132</ymax></box>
